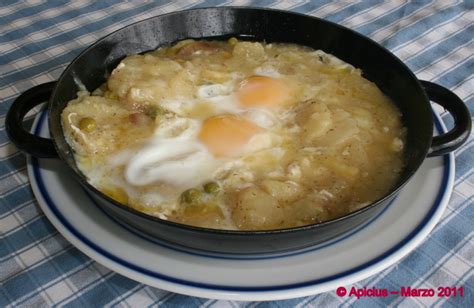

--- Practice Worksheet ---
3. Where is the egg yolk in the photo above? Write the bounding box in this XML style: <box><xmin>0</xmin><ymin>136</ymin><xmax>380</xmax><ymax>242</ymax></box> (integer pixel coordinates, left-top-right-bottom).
<box><xmin>237</xmin><ymin>76</ymin><xmax>291</xmax><ymax>108</ymax></box>
<box><xmin>198</xmin><ymin>115</ymin><xmax>263</xmax><ymax>157</ymax></box>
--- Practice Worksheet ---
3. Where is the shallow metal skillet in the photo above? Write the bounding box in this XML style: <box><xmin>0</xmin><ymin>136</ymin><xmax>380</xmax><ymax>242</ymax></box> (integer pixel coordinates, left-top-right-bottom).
<box><xmin>6</xmin><ymin>7</ymin><xmax>471</xmax><ymax>255</ymax></box>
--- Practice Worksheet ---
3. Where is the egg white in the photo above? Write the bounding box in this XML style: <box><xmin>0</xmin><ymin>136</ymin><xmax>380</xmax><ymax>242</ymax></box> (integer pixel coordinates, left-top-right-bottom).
<box><xmin>123</xmin><ymin>117</ymin><xmax>218</xmax><ymax>188</ymax></box>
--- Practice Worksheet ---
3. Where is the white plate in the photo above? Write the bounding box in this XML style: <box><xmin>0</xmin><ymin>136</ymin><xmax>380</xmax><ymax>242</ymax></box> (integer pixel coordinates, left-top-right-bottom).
<box><xmin>28</xmin><ymin>109</ymin><xmax>453</xmax><ymax>301</ymax></box>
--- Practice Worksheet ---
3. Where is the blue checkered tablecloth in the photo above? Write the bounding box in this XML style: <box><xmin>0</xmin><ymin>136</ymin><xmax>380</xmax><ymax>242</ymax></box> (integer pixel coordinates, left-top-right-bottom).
<box><xmin>1</xmin><ymin>1</ymin><xmax>472</xmax><ymax>306</ymax></box>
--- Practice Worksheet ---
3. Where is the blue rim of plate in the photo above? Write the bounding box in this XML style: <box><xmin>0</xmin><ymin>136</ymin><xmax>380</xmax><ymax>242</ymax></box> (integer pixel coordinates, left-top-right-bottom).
<box><xmin>30</xmin><ymin>109</ymin><xmax>451</xmax><ymax>292</ymax></box>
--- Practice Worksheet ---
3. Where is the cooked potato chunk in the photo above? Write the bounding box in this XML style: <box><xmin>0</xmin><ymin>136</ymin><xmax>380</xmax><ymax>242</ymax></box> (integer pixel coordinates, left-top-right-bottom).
<box><xmin>232</xmin><ymin>41</ymin><xmax>265</xmax><ymax>68</ymax></box>
<box><xmin>260</xmin><ymin>180</ymin><xmax>303</xmax><ymax>203</ymax></box>
<box><xmin>232</xmin><ymin>186</ymin><xmax>285</xmax><ymax>230</ymax></box>
<box><xmin>296</xmin><ymin>101</ymin><xmax>333</xmax><ymax>142</ymax></box>
<box><xmin>290</xmin><ymin>197</ymin><xmax>329</xmax><ymax>224</ymax></box>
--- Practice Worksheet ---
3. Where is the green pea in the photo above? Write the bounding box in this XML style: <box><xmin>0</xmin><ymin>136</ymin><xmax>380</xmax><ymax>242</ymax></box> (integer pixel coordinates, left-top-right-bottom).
<box><xmin>181</xmin><ymin>188</ymin><xmax>202</xmax><ymax>204</ymax></box>
<box><xmin>146</xmin><ymin>106</ymin><xmax>166</xmax><ymax>119</ymax></box>
<box><xmin>203</xmin><ymin>182</ymin><xmax>220</xmax><ymax>194</ymax></box>
<box><xmin>78</xmin><ymin>117</ymin><xmax>96</xmax><ymax>132</ymax></box>
<box><xmin>228</xmin><ymin>37</ymin><xmax>238</xmax><ymax>46</ymax></box>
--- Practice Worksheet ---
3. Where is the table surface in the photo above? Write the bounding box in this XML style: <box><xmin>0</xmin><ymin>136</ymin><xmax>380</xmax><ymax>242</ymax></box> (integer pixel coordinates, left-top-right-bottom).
<box><xmin>1</xmin><ymin>1</ymin><xmax>472</xmax><ymax>307</ymax></box>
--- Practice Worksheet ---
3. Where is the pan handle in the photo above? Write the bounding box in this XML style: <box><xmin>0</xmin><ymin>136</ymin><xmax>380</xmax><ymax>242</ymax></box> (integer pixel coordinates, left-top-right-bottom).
<box><xmin>421</xmin><ymin>80</ymin><xmax>472</xmax><ymax>157</ymax></box>
<box><xmin>6</xmin><ymin>82</ymin><xmax>59</xmax><ymax>158</ymax></box>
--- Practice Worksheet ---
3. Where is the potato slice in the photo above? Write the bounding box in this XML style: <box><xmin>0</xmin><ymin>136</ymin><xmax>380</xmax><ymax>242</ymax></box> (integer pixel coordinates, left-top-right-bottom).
<box><xmin>260</xmin><ymin>180</ymin><xmax>302</xmax><ymax>204</ymax></box>
<box><xmin>296</xmin><ymin>101</ymin><xmax>332</xmax><ymax>142</ymax></box>
<box><xmin>232</xmin><ymin>186</ymin><xmax>285</xmax><ymax>230</ymax></box>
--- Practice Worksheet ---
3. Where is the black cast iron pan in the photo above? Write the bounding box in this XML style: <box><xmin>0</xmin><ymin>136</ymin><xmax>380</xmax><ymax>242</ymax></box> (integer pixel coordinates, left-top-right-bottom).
<box><xmin>6</xmin><ymin>7</ymin><xmax>471</xmax><ymax>255</ymax></box>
